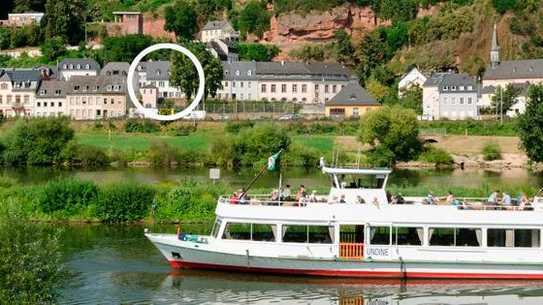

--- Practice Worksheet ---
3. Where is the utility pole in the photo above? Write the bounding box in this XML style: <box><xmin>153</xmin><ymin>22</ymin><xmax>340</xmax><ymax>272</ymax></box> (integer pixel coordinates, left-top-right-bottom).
<box><xmin>500</xmin><ymin>87</ymin><xmax>503</xmax><ymax>125</ymax></box>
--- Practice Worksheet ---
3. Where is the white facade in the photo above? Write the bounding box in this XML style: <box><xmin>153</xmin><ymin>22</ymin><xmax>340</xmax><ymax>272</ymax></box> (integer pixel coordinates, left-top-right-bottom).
<box><xmin>201</xmin><ymin>21</ymin><xmax>239</xmax><ymax>43</ymax></box>
<box><xmin>398</xmin><ymin>67</ymin><xmax>427</xmax><ymax>96</ymax></box>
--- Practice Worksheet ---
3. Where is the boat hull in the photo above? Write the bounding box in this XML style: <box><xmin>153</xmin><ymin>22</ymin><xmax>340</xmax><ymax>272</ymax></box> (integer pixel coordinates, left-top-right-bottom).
<box><xmin>149</xmin><ymin>236</ymin><xmax>543</xmax><ymax>280</ymax></box>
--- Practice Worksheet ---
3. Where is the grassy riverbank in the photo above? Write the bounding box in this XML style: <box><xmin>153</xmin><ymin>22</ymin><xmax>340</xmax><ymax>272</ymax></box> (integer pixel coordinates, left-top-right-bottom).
<box><xmin>2</xmin><ymin>176</ymin><xmax>540</xmax><ymax>224</ymax></box>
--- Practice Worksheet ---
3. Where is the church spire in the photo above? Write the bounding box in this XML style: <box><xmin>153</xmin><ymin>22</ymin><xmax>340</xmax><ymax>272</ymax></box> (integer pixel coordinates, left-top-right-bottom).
<box><xmin>490</xmin><ymin>23</ymin><xmax>500</xmax><ymax>68</ymax></box>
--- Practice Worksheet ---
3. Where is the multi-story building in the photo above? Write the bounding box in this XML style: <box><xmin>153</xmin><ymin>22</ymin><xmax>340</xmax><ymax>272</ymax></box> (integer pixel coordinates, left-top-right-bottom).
<box><xmin>0</xmin><ymin>12</ymin><xmax>44</xmax><ymax>27</ymax></box>
<box><xmin>58</xmin><ymin>58</ymin><xmax>101</xmax><ymax>81</ymax></box>
<box><xmin>65</xmin><ymin>75</ymin><xmax>127</xmax><ymax>120</ymax></box>
<box><xmin>398</xmin><ymin>67</ymin><xmax>427</xmax><ymax>96</ymax></box>
<box><xmin>136</xmin><ymin>61</ymin><xmax>182</xmax><ymax>99</ymax></box>
<box><xmin>217</xmin><ymin>61</ymin><xmax>353</xmax><ymax>104</ymax></box>
<box><xmin>0</xmin><ymin>69</ymin><xmax>41</xmax><ymax>117</ymax></box>
<box><xmin>35</xmin><ymin>80</ymin><xmax>68</xmax><ymax>117</ymax></box>
<box><xmin>201</xmin><ymin>20</ymin><xmax>239</xmax><ymax>43</ymax></box>
<box><xmin>422</xmin><ymin>72</ymin><xmax>478</xmax><ymax>120</ymax></box>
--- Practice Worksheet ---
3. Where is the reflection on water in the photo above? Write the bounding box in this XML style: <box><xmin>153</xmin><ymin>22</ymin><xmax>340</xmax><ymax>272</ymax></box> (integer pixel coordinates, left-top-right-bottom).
<box><xmin>59</xmin><ymin>225</ymin><xmax>543</xmax><ymax>305</ymax></box>
<box><xmin>4</xmin><ymin>167</ymin><xmax>543</xmax><ymax>191</ymax></box>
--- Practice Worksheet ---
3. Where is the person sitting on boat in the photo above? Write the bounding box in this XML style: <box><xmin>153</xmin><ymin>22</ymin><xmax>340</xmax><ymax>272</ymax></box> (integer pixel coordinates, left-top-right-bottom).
<box><xmin>229</xmin><ymin>192</ymin><xmax>239</xmax><ymax>204</ymax></box>
<box><xmin>356</xmin><ymin>195</ymin><xmax>365</xmax><ymax>204</ymax></box>
<box><xmin>281</xmin><ymin>185</ymin><xmax>292</xmax><ymax>201</ymax></box>
<box><xmin>339</xmin><ymin>194</ymin><xmax>347</xmax><ymax>203</ymax></box>
<box><xmin>519</xmin><ymin>193</ymin><xmax>531</xmax><ymax>210</ymax></box>
<box><xmin>502</xmin><ymin>192</ymin><xmax>512</xmax><ymax>209</ymax></box>
<box><xmin>238</xmin><ymin>188</ymin><xmax>249</xmax><ymax>205</ymax></box>
<box><xmin>296</xmin><ymin>185</ymin><xmax>307</xmax><ymax>201</ymax></box>
<box><xmin>487</xmin><ymin>190</ymin><xmax>499</xmax><ymax>207</ymax></box>
<box><xmin>309</xmin><ymin>190</ymin><xmax>318</xmax><ymax>203</ymax></box>
<box><xmin>270</xmin><ymin>189</ymin><xmax>279</xmax><ymax>203</ymax></box>
<box><xmin>424</xmin><ymin>192</ymin><xmax>436</xmax><ymax>205</ymax></box>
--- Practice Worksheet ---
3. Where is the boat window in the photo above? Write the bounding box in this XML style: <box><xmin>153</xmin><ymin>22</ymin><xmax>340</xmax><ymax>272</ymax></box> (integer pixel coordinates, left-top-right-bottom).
<box><xmin>370</xmin><ymin>226</ymin><xmax>390</xmax><ymax>245</ymax></box>
<box><xmin>455</xmin><ymin>228</ymin><xmax>481</xmax><ymax>247</ymax></box>
<box><xmin>222</xmin><ymin>223</ymin><xmax>251</xmax><ymax>240</ymax></box>
<box><xmin>308</xmin><ymin>226</ymin><xmax>333</xmax><ymax>243</ymax></box>
<box><xmin>282</xmin><ymin>225</ymin><xmax>307</xmax><ymax>243</ymax></box>
<box><xmin>429</xmin><ymin>228</ymin><xmax>455</xmax><ymax>246</ymax></box>
<box><xmin>211</xmin><ymin>218</ymin><xmax>222</xmax><ymax>238</ymax></box>
<box><xmin>282</xmin><ymin>225</ymin><xmax>334</xmax><ymax>243</ymax></box>
<box><xmin>488</xmin><ymin>228</ymin><xmax>540</xmax><ymax>248</ymax></box>
<box><xmin>515</xmin><ymin>229</ymin><xmax>540</xmax><ymax>248</ymax></box>
<box><xmin>252</xmin><ymin>224</ymin><xmax>276</xmax><ymax>242</ymax></box>
<box><xmin>337</xmin><ymin>174</ymin><xmax>385</xmax><ymax>189</ymax></box>
<box><xmin>394</xmin><ymin>227</ymin><xmax>423</xmax><ymax>246</ymax></box>
<box><xmin>340</xmin><ymin>225</ymin><xmax>364</xmax><ymax>243</ymax></box>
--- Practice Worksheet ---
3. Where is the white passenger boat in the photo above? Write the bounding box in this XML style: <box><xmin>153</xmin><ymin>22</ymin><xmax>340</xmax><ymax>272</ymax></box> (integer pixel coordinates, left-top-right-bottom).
<box><xmin>146</xmin><ymin>162</ymin><xmax>543</xmax><ymax>279</ymax></box>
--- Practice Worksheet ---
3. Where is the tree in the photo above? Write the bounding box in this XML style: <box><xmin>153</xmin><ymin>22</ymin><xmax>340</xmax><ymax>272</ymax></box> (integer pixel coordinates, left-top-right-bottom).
<box><xmin>238</xmin><ymin>0</ymin><xmax>271</xmax><ymax>38</ymax></box>
<box><xmin>289</xmin><ymin>44</ymin><xmax>325</xmax><ymax>62</ymax></box>
<box><xmin>100</xmin><ymin>34</ymin><xmax>155</xmax><ymax>63</ymax></box>
<box><xmin>491</xmin><ymin>84</ymin><xmax>521</xmax><ymax>117</ymax></box>
<box><xmin>492</xmin><ymin>0</ymin><xmax>518</xmax><ymax>14</ymax></box>
<box><xmin>170</xmin><ymin>41</ymin><xmax>223</xmax><ymax>102</ymax></box>
<box><xmin>13</xmin><ymin>0</ymin><xmax>46</xmax><ymax>12</ymax></box>
<box><xmin>400</xmin><ymin>85</ymin><xmax>423</xmax><ymax>115</ymax></box>
<box><xmin>378</xmin><ymin>0</ymin><xmax>418</xmax><ymax>24</ymax></box>
<box><xmin>366</xmin><ymin>79</ymin><xmax>389</xmax><ymax>103</ymax></box>
<box><xmin>3</xmin><ymin>117</ymin><xmax>75</xmax><ymax>165</ymax></box>
<box><xmin>164</xmin><ymin>0</ymin><xmax>198</xmax><ymax>40</ymax></box>
<box><xmin>43</xmin><ymin>0</ymin><xmax>86</xmax><ymax>45</ymax></box>
<box><xmin>518</xmin><ymin>85</ymin><xmax>543</xmax><ymax>162</ymax></box>
<box><xmin>333</xmin><ymin>29</ymin><xmax>354</xmax><ymax>65</ymax></box>
<box><xmin>40</xmin><ymin>36</ymin><xmax>66</xmax><ymax>61</ymax></box>
<box><xmin>0</xmin><ymin>202</ymin><xmax>64</xmax><ymax>304</ymax></box>
<box><xmin>359</xmin><ymin>105</ymin><xmax>422</xmax><ymax>165</ymax></box>
<box><xmin>356</xmin><ymin>30</ymin><xmax>388</xmax><ymax>83</ymax></box>
<box><xmin>237</xmin><ymin>43</ymin><xmax>279</xmax><ymax>61</ymax></box>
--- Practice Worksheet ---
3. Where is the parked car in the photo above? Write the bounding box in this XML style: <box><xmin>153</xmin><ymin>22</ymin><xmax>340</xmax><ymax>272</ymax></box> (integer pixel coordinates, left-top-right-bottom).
<box><xmin>277</xmin><ymin>113</ymin><xmax>301</xmax><ymax>121</ymax></box>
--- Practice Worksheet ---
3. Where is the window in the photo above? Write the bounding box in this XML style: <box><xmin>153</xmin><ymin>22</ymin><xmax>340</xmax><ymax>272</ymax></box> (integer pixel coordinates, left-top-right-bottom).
<box><xmin>332</xmin><ymin>85</ymin><xmax>337</xmax><ymax>93</ymax></box>
<box><xmin>451</xmin><ymin>86</ymin><xmax>457</xmax><ymax>91</ymax></box>
<box><xmin>353</xmin><ymin>107</ymin><xmax>359</xmax><ymax>117</ymax></box>
<box><xmin>247</xmin><ymin>70</ymin><xmax>252</xmax><ymax>76</ymax></box>
<box><xmin>240</xmin><ymin>82</ymin><xmax>244</xmax><ymax>88</ymax></box>
<box><xmin>271</xmin><ymin>84</ymin><xmax>276</xmax><ymax>93</ymax></box>
<box><xmin>487</xmin><ymin>228</ymin><xmax>540</xmax><ymax>248</ymax></box>
<box><xmin>261</xmin><ymin>84</ymin><xmax>266</xmax><ymax>93</ymax></box>
<box><xmin>252</xmin><ymin>224</ymin><xmax>276</xmax><ymax>242</ymax></box>
<box><xmin>429</xmin><ymin>227</ymin><xmax>482</xmax><ymax>247</ymax></box>
<box><xmin>232</xmin><ymin>81</ymin><xmax>236</xmax><ymax>88</ymax></box>
<box><xmin>292</xmin><ymin>84</ymin><xmax>297</xmax><ymax>93</ymax></box>
<box><xmin>235</xmin><ymin>70</ymin><xmax>240</xmax><ymax>76</ymax></box>
<box><xmin>467</xmin><ymin>86</ymin><xmax>473</xmax><ymax>90</ymax></box>
<box><xmin>282</xmin><ymin>225</ymin><xmax>333</xmax><ymax>243</ymax></box>
<box><xmin>370</xmin><ymin>226</ymin><xmax>390</xmax><ymax>245</ymax></box>
<box><xmin>281</xmin><ymin>84</ymin><xmax>287</xmax><ymax>93</ymax></box>
<box><xmin>302</xmin><ymin>84</ymin><xmax>307</xmax><ymax>93</ymax></box>
<box><xmin>468</xmin><ymin>97</ymin><xmax>473</xmax><ymax>104</ymax></box>
<box><xmin>325</xmin><ymin>85</ymin><xmax>329</xmax><ymax>93</ymax></box>
<box><xmin>460</xmin><ymin>97</ymin><xmax>464</xmax><ymax>104</ymax></box>
<box><xmin>443</xmin><ymin>97</ymin><xmax>448</xmax><ymax>104</ymax></box>
<box><xmin>314</xmin><ymin>84</ymin><xmax>319</xmax><ymax>91</ymax></box>
<box><xmin>443</xmin><ymin>86</ymin><xmax>448</xmax><ymax>91</ymax></box>
<box><xmin>459</xmin><ymin>86</ymin><xmax>465</xmax><ymax>91</ymax></box>
<box><xmin>223</xmin><ymin>223</ymin><xmax>251</xmax><ymax>240</ymax></box>
<box><xmin>248</xmin><ymin>82</ymin><xmax>251</xmax><ymax>88</ymax></box>
<box><xmin>393</xmin><ymin>227</ymin><xmax>423</xmax><ymax>246</ymax></box>
<box><xmin>429</xmin><ymin>228</ymin><xmax>454</xmax><ymax>246</ymax></box>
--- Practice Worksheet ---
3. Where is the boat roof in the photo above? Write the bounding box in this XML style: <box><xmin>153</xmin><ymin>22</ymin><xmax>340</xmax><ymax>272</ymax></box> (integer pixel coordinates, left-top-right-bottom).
<box><xmin>321</xmin><ymin>167</ymin><xmax>392</xmax><ymax>175</ymax></box>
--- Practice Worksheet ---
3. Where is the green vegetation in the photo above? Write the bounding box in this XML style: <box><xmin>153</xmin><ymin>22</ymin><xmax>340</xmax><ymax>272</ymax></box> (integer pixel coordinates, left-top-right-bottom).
<box><xmin>0</xmin><ymin>25</ymin><xmax>42</xmax><ymax>50</ymax></box>
<box><xmin>0</xmin><ymin>201</ymin><xmax>64</xmax><ymax>303</ymax></box>
<box><xmin>359</xmin><ymin>105</ymin><xmax>422</xmax><ymax>166</ymax></box>
<box><xmin>170</xmin><ymin>41</ymin><xmax>223</xmax><ymax>101</ymax></box>
<box><xmin>491</xmin><ymin>84</ymin><xmax>521</xmax><ymax>116</ymax></box>
<box><xmin>236</xmin><ymin>43</ymin><xmax>280</xmax><ymax>61</ymax></box>
<box><xmin>43</xmin><ymin>0</ymin><xmax>86</xmax><ymax>45</ymax></box>
<box><xmin>419</xmin><ymin>120</ymin><xmax>518</xmax><ymax>136</ymax></box>
<box><xmin>94</xmin><ymin>183</ymin><xmax>156</xmax><ymax>223</ymax></box>
<box><xmin>418</xmin><ymin>146</ymin><xmax>454</xmax><ymax>166</ymax></box>
<box><xmin>482</xmin><ymin>142</ymin><xmax>502</xmax><ymax>161</ymax></box>
<box><xmin>518</xmin><ymin>85</ymin><xmax>543</xmax><ymax>163</ymax></box>
<box><xmin>164</xmin><ymin>0</ymin><xmax>198</xmax><ymax>40</ymax></box>
<box><xmin>237</xmin><ymin>0</ymin><xmax>271</xmax><ymax>38</ymax></box>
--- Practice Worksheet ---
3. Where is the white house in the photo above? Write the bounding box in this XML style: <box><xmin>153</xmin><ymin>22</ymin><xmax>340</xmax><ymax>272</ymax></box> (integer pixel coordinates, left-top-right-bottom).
<box><xmin>58</xmin><ymin>58</ymin><xmax>100</xmax><ymax>81</ymax></box>
<box><xmin>422</xmin><ymin>72</ymin><xmax>478</xmax><ymax>120</ymax></box>
<box><xmin>398</xmin><ymin>67</ymin><xmax>427</xmax><ymax>96</ymax></box>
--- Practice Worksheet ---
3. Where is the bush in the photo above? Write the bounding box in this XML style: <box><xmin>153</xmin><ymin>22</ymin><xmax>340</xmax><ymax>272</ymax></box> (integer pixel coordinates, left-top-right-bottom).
<box><xmin>482</xmin><ymin>142</ymin><xmax>502</xmax><ymax>161</ymax></box>
<box><xmin>0</xmin><ymin>202</ymin><xmax>64</xmax><ymax>304</ymax></box>
<box><xmin>2</xmin><ymin>117</ymin><xmax>74</xmax><ymax>166</ymax></box>
<box><xmin>94</xmin><ymin>183</ymin><xmax>155</xmax><ymax>223</ymax></box>
<box><xmin>147</xmin><ymin>140</ymin><xmax>178</xmax><ymax>167</ymax></box>
<box><xmin>418</xmin><ymin>146</ymin><xmax>454</xmax><ymax>166</ymax></box>
<box><xmin>225</xmin><ymin>121</ymin><xmax>255</xmax><ymax>134</ymax></box>
<box><xmin>38</xmin><ymin>178</ymin><xmax>98</xmax><ymax>215</ymax></box>
<box><xmin>154</xmin><ymin>180</ymin><xmax>228</xmax><ymax>222</ymax></box>
<box><xmin>61</xmin><ymin>141</ymin><xmax>110</xmax><ymax>167</ymax></box>
<box><xmin>236</xmin><ymin>43</ymin><xmax>279</xmax><ymax>61</ymax></box>
<box><xmin>284</xmin><ymin>144</ymin><xmax>320</xmax><ymax>168</ymax></box>
<box><xmin>124</xmin><ymin>119</ymin><xmax>160</xmax><ymax>133</ymax></box>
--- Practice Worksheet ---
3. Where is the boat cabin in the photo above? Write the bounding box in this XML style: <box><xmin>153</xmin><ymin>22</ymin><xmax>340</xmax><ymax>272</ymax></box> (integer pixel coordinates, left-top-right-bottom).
<box><xmin>323</xmin><ymin>166</ymin><xmax>391</xmax><ymax>204</ymax></box>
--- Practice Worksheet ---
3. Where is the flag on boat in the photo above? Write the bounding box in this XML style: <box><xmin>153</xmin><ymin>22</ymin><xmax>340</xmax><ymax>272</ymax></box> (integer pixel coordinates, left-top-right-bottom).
<box><xmin>267</xmin><ymin>150</ymin><xmax>282</xmax><ymax>171</ymax></box>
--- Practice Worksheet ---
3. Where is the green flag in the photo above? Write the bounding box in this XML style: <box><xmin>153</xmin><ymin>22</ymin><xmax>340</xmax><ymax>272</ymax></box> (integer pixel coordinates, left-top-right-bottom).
<box><xmin>267</xmin><ymin>150</ymin><xmax>282</xmax><ymax>171</ymax></box>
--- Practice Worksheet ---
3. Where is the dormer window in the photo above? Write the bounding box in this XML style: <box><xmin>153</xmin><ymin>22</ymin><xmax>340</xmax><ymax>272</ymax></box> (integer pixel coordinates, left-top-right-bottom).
<box><xmin>156</xmin><ymin>70</ymin><xmax>161</xmax><ymax>76</ymax></box>
<box><xmin>451</xmin><ymin>86</ymin><xmax>457</xmax><ymax>91</ymax></box>
<box><xmin>69</xmin><ymin>64</ymin><xmax>73</xmax><ymax>69</ymax></box>
<box><xmin>235</xmin><ymin>70</ymin><xmax>240</xmax><ymax>76</ymax></box>
<box><xmin>63</xmin><ymin>64</ymin><xmax>67</xmax><ymax>69</ymax></box>
<box><xmin>225</xmin><ymin>70</ymin><xmax>229</xmax><ymax>75</ymax></box>
<box><xmin>443</xmin><ymin>86</ymin><xmax>448</xmax><ymax>91</ymax></box>
<box><xmin>39</xmin><ymin>89</ymin><xmax>46</xmax><ymax>95</ymax></box>
<box><xmin>85</xmin><ymin>64</ymin><xmax>90</xmax><ymax>69</ymax></box>
<box><xmin>76</xmin><ymin>64</ymin><xmax>81</xmax><ymax>69</ymax></box>
<box><xmin>55</xmin><ymin>89</ymin><xmax>61</xmax><ymax>95</ymax></box>
<box><xmin>74</xmin><ymin>85</ymin><xmax>80</xmax><ymax>91</ymax></box>
<box><xmin>247</xmin><ymin>70</ymin><xmax>252</xmax><ymax>76</ymax></box>
<box><xmin>467</xmin><ymin>85</ymin><xmax>473</xmax><ymax>90</ymax></box>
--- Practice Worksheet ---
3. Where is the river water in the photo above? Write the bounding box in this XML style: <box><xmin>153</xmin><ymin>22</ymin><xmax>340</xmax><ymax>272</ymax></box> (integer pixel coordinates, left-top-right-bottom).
<box><xmin>21</xmin><ymin>167</ymin><xmax>543</xmax><ymax>304</ymax></box>
<box><xmin>59</xmin><ymin>224</ymin><xmax>543</xmax><ymax>305</ymax></box>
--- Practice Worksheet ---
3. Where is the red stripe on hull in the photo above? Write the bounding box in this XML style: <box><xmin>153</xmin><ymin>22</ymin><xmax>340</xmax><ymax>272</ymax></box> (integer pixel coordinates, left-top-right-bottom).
<box><xmin>168</xmin><ymin>260</ymin><xmax>543</xmax><ymax>280</ymax></box>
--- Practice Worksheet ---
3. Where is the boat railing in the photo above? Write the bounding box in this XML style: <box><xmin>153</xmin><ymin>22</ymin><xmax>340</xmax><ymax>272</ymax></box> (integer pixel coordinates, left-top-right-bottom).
<box><xmin>218</xmin><ymin>195</ymin><xmax>325</xmax><ymax>207</ymax></box>
<box><xmin>339</xmin><ymin>243</ymin><xmax>364</xmax><ymax>259</ymax></box>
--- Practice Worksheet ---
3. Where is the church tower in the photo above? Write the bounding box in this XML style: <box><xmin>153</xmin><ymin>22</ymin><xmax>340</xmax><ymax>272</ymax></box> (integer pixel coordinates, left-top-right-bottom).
<box><xmin>490</xmin><ymin>23</ymin><xmax>500</xmax><ymax>68</ymax></box>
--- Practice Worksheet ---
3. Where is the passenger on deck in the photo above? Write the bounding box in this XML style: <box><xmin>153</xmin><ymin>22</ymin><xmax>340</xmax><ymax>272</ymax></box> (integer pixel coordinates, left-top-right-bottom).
<box><xmin>425</xmin><ymin>192</ymin><xmax>436</xmax><ymax>205</ymax></box>
<box><xmin>296</xmin><ymin>185</ymin><xmax>307</xmax><ymax>201</ymax></box>
<box><xmin>309</xmin><ymin>190</ymin><xmax>318</xmax><ymax>202</ymax></box>
<box><xmin>229</xmin><ymin>192</ymin><xmax>239</xmax><ymax>204</ymax></box>
<box><xmin>446</xmin><ymin>192</ymin><xmax>455</xmax><ymax>205</ymax></box>
<box><xmin>238</xmin><ymin>188</ymin><xmax>249</xmax><ymax>205</ymax></box>
<box><xmin>520</xmin><ymin>192</ymin><xmax>530</xmax><ymax>210</ymax></box>
<box><xmin>487</xmin><ymin>190</ymin><xmax>499</xmax><ymax>206</ymax></box>
<box><xmin>502</xmin><ymin>192</ymin><xmax>512</xmax><ymax>208</ymax></box>
<box><xmin>339</xmin><ymin>194</ymin><xmax>347</xmax><ymax>203</ymax></box>
<box><xmin>356</xmin><ymin>195</ymin><xmax>365</xmax><ymax>204</ymax></box>
<box><xmin>270</xmin><ymin>189</ymin><xmax>279</xmax><ymax>202</ymax></box>
<box><xmin>281</xmin><ymin>185</ymin><xmax>292</xmax><ymax>201</ymax></box>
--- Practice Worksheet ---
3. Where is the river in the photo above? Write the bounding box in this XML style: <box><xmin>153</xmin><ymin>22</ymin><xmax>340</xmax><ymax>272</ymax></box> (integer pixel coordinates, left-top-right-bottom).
<box><xmin>19</xmin><ymin>167</ymin><xmax>543</xmax><ymax>304</ymax></box>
